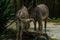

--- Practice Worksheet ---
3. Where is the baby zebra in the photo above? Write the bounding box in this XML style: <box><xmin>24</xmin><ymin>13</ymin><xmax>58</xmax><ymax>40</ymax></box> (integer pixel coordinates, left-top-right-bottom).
<box><xmin>30</xmin><ymin>4</ymin><xmax>49</xmax><ymax>33</ymax></box>
<box><xmin>16</xmin><ymin>5</ymin><xmax>29</xmax><ymax>40</ymax></box>
<box><xmin>16</xmin><ymin>5</ymin><xmax>34</xmax><ymax>40</ymax></box>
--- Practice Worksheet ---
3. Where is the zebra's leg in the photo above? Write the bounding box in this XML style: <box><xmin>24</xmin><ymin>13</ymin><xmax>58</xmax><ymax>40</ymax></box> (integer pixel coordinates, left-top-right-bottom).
<box><xmin>20</xmin><ymin>21</ymin><xmax>23</xmax><ymax>40</ymax></box>
<box><xmin>25</xmin><ymin>22</ymin><xmax>30</xmax><ymax>30</ymax></box>
<box><xmin>16</xmin><ymin>19</ymin><xmax>20</xmax><ymax>40</ymax></box>
<box><xmin>34</xmin><ymin>21</ymin><xmax>36</xmax><ymax>31</ymax></box>
<box><xmin>25</xmin><ymin>21</ymin><xmax>30</xmax><ymax>30</ymax></box>
<box><xmin>38</xmin><ymin>19</ymin><xmax>43</xmax><ymax>32</ymax></box>
<box><xmin>44</xmin><ymin>18</ymin><xmax>47</xmax><ymax>33</ymax></box>
<box><xmin>20</xmin><ymin>29</ymin><xmax>23</xmax><ymax>40</ymax></box>
<box><xmin>28</xmin><ymin>22</ymin><xmax>30</xmax><ymax>29</ymax></box>
<box><xmin>16</xmin><ymin>28</ymin><xmax>20</xmax><ymax>40</ymax></box>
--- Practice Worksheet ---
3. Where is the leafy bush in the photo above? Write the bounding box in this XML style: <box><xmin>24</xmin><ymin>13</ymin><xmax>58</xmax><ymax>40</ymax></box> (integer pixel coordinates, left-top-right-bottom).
<box><xmin>0</xmin><ymin>0</ymin><xmax>15</xmax><ymax>35</ymax></box>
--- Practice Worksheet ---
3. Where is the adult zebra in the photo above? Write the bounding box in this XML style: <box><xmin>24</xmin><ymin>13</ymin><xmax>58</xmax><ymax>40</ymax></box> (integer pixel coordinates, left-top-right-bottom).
<box><xmin>29</xmin><ymin>2</ymin><xmax>49</xmax><ymax>33</ymax></box>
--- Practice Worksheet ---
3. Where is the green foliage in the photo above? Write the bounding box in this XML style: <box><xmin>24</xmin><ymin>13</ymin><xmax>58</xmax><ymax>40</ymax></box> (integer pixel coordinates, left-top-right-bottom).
<box><xmin>0</xmin><ymin>0</ymin><xmax>15</xmax><ymax>35</ymax></box>
<box><xmin>52</xmin><ymin>17</ymin><xmax>60</xmax><ymax>23</ymax></box>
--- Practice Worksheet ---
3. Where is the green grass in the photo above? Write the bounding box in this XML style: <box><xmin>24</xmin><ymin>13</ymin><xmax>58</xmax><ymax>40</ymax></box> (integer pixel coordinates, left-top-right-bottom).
<box><xmin>51</xmin><ymin>17</ymin><xmax>60</xmax><ymax>23</ymax></box>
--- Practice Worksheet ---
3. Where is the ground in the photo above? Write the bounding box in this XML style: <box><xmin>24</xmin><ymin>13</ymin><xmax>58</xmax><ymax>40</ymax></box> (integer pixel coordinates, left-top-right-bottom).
<box><xmin>7</xmin><ymin>21</ymin><xmax>60</xmax><ymax>29</ymax></box>
<box><xmin>6</xmin><ymin>21</ymin><xmax>60</xmax><ymax>40</ymax></box>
